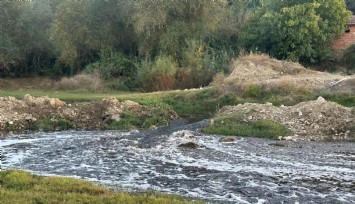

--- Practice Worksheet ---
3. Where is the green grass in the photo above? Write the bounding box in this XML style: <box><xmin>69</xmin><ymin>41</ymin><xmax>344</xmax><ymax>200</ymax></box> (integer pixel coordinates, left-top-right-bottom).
<box><xmin>0</xmin><ymin>170</ymin><xmax>201</xmax><ymax>204</ymax></box>
<box><xmin>32</xmin><ymin>119</ymin><xmax>73</xmax><ymax>132</ymax></box>
<box><xmin>202</xmin><ymin>113</ymin><xmax>289</xmax><ymax>139</ymax></box>
<box><xmin>322</xmin><ymin>93</ymin><xmax>355</xmax><ymax>107</ymax></box>
<box><xmin>107</xmin><ymin>113</ymin><xmax>142</xmax><ymax>130</ymax></box>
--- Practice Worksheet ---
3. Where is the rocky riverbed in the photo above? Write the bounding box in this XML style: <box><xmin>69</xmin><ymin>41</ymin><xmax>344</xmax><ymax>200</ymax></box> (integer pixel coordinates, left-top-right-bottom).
<box><xmin>1</xmin><ymin>120</ymin><xmax>355</xmax><ymax>203</ymax></box>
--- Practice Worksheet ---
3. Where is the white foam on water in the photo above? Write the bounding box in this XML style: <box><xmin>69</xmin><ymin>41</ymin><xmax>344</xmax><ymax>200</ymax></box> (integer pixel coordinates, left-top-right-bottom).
<box><xmin>1</xmin><ymin>130</ymin><xmax>355</xmax><ymax>203</ymax></box>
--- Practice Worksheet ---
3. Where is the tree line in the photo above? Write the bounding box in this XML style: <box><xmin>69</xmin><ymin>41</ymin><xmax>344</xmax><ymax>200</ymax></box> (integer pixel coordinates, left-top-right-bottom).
<box><xmin>0</xmin><ymin>0</ymin><xmax>352</xmax><ymax>91</ymax></box>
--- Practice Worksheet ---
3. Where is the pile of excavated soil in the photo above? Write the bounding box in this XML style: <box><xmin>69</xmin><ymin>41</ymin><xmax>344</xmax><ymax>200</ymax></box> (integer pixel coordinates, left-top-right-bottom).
<box><xmin>0</xmin><ymin>95</ymin><xmax>178</xmax><ymax>135</ymax></box>
<box><xmin>218</xmin><ymin>97</ymin><xmax>354</xmax><ymax>141</ymax></box>
<box><xmin>225</xmin><ymin>54</ymin><xmax>355</xmax><ymax>93</ymax></box>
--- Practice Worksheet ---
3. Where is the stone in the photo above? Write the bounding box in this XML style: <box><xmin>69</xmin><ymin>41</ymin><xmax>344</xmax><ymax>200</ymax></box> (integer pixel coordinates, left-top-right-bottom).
<box><xmin>316</xmin><ymin>96</ymin><xmax>326</xmax><ymax>103</ymax></box>
<box><xmin>50</xmin><ymin>98</ymin><xmax>66</xmax><ymax>108</ymax></box>
<box><xmin>111</xmin><ymin>114</ymin><xmax>121</xmax><ymax>122</ymax></box>
<box><xmin>178</xmin><ymin>142</ymin><xmax>199</xmax><ymax>149</ymax></box>
<box><xmin>25</xmin><ymin>115</ymin><xmax>33</xmax><ymax>120</ymax></box>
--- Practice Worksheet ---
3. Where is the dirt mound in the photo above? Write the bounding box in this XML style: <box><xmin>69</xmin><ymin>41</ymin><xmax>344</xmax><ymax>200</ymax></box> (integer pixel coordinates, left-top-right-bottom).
<box><xmin>0</xmin><ymin>95</ymin><xmax>178</xmax><ymax>135</ymax></box>
<box><xmin>225</xmin><ymin>54</ymin><xmax>355</xmax><ymax>93</ymax></box>
<box><xmin>218</xmin><ymin>97</ymin><xmax>354</xmax><ymax>141</ymax></box>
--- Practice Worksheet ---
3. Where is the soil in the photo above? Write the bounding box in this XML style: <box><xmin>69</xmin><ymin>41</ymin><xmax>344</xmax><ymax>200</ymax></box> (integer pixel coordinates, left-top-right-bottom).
<box><xmin>225</xmin><ymin>54</ymin><xmax>355</xmax><ymax>94</ymax></box>
<box><xmin>0</xmin><ymin>95</ymin><xmax>178</xmax><ymax>136</ymax></box>
<box><xmin>213</xmin><ymin>55</ymin><xmax>355</xmax><ymax>141</ymax></box>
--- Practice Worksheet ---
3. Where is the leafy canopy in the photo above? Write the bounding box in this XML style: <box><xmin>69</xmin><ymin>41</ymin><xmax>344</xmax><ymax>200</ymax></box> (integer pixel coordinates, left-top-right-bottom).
<box><xmin>241</xmin><ymin>0</ymin><xmax>351</xmax><ymax>63</ymax></box>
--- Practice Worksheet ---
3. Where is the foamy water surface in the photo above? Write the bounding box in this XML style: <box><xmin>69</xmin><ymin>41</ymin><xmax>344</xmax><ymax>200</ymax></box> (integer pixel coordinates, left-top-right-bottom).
<box><xmin>1</xmin><ymin>120</ymin><xmax>354</xmax><ymax>203</ymax></box>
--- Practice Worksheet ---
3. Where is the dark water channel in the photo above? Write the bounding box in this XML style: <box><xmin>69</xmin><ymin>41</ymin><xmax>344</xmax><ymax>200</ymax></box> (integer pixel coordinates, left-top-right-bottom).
<box><xmin>1</xmin><ymin>120</ymin><xmax>355</xmax><ymax>203</ymax></box>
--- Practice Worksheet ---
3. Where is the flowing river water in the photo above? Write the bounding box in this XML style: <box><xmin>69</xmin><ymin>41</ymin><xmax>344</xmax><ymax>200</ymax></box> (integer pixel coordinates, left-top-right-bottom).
<box><xmin>1</xmin><ymin>120</ymin><xmax>354</xmax><ymax>203</ymax></box>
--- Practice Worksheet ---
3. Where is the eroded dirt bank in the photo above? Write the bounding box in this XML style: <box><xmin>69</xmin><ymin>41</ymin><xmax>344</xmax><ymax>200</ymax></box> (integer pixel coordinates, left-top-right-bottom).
<box><xmin>217</xmin><ymin>97</ymin><xmax>354</xmax><ymax>141</ymax></box>
<box><xmin>0</xmin><ymin>94</ymin><xmax>178</xmax><ymax>136</ymax></box>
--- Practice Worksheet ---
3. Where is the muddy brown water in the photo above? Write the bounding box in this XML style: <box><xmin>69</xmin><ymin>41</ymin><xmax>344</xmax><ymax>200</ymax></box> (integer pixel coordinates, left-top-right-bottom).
<box><xmin>1</xmin><ymin>120</ymin><xmax>355</xmax><ymax>203</ymax></box>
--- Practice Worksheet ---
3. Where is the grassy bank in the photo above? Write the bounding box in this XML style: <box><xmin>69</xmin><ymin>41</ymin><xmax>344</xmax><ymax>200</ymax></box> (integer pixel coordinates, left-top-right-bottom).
<box><xmin>1</xmin><ymin>87</ymin><xmax>354</xmax><ymax>122</ymax></box>
<box><xmin>202</xmin><ymin>112</ymin><xmax>289</xmax><ymax>139</ymax></box>
<box><xmin>0</xmin><ymin>170</ymin><xmax>201</xmax><ymax>204</ymax></box>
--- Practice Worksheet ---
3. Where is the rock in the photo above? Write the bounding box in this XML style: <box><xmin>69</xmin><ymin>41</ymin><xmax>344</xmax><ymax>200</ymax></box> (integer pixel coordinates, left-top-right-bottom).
<box><xmin>219</xmin><ymin>136</ymin><xmax>237</xmax><ymax>142</ymax></box>
<box><xmin>174</xmin><ymin>130</ymin><xmax>196</xmax><ymax>138</ymax></box>
<box><xmin>50</xmin><ymin>98</ymin><xmax>66</xmax><ymax>108</ymax></box>
<box><xmin>178</xmin><ymin>142</ymin><xmax>200</xmax><ymax>149</ymax></box>
<box><xmin>210</xmin><ymin>119</ymin><xmax>214</xmax><ymax>125</ymax></box>
<box><xmin>111</xmin><ymin>114</ymin><xmax>121</xmax><ymax>122</ymax></box>
<box><xmin>282</xmin><ymin>136</ymin><xmax>293</xmax><ymax>141</ymax></box>
<box><xmin>25</xmin><ymin>115</ymin><xmax>33</xmax><ymax>120</ymax></box>
<box><xmin>268</xmin><ymin>143</ymin><xmax>287</xmax><ymax>147</ymax></box>
<box><xmin>316</xmin><ymin>96</ymin><xmax>326</xmax><ymax>103</ymax></box>
<box><xmin>8</xmin><ymin>121</ymin><xmax>13</xmax><ymax>125</ymax></box>
<box><xmin>149</xmin><ymin>125</ymin><xmax>157</xmax><ymax>130</ymax></box>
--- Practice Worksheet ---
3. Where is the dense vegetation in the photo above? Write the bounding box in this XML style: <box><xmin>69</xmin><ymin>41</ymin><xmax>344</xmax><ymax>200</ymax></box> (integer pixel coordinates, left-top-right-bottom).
<box><xmin>0</xmin><ymin>170</ymin><xmax>200</xmax><ymax>204</ymax></box>
<box><xmin>0</xmin><ymin>0</ymin><xmax>353</xmax><ymax>91</ymax></box>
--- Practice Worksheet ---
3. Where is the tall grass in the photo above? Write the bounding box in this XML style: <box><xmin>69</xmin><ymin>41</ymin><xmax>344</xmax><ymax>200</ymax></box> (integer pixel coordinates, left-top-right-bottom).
<box><xmin>0</xmin><ymin>170</ymin><xmax>200</xmax><ymax>204</ymax></box>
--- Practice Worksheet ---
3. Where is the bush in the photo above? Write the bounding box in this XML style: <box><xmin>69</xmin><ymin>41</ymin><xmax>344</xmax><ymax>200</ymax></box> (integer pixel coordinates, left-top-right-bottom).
<box><xmin>55</xmin><ymin>72</ymin><xmax>104</xmax><ymax>92</ymax></box>
<box><xmin>243</xmin><ymin>84</ymin><xmax>263</xmax><ymax>98</ymax></box>
<box><xmin>84</xmin><ymin>52</ymin><xmax>138</xmax><ymax>90</ymax></box>
<box><xmin>202</xmin><ymin>113</ymin><xmax>289</xmax><ymax>139</ymax></box>
<box><xmin>138</xmin><ymin>55</ymin><xmax>177</xmax><ymax>91</ymax></box>
<box><xmin>341</xmin><ymin>45</ymin><xmax>355</xmax><ymax>72</ymax></box>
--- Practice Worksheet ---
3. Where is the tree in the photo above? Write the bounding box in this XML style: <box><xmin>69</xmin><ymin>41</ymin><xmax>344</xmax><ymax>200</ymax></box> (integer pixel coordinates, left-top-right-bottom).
<box><xmin>0</xmin><ymin>1</ymin><xmax>54</xmax><ymax>75</ymax></box>
<box><xmin>241</xmin><ymin>0</ymin><xmax>351</xmax><ymax>64</ymax></box>
<box><xmin>52</xmin><ymin>0</ymin><xmax>135</xmax><ymax>75</ymax></box>
<box><xmin>346</xmin><ymin>0</ymin><xmax>355</xmax><ymax>14</ymax></box>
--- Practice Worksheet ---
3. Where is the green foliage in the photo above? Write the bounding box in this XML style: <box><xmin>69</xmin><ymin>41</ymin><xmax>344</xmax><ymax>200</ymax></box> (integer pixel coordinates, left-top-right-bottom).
<box><xmin>57</xmin><ymin>119</ymin><xmax>73</xmax><ymax>130</ymax></box>
<box><xmin>322</xmin><ymin>94</ymin><xmax>355</xmax><ymax>107</ymax></box>
<box><xmin>341</xmin><ymin>45</ymin><xmax>355</xmax><ymax>72</ymax></box>
<box><xmin>32</xmin><ymin>118</ymin><xmax>72</xmax><ymax>131</ymax></box>
<box><xmin>203</xmin><ymin>113</ymin><xmax>289</xmax><ymax>139</ymax></box>
<box><xmin>0</xmin><ymin>170</ymin><xmax>199</xmax><ymax>204</ymax></box>
<box><xmin>241</xmin><ymin>0</ymin><xmax>351</xmax><ymax>64</ymax></box>
<box><xmin>108</xmin><ymin>113</ymin><xmax>141</xmax><ymax>130</ymax></box>
<box><xmin>346</xmin><ymin>0</ymin><xmax>355</xmax><ymax>14</ymax></box>
<box><xmin>84</xmin><ymin>52</ymin><xmax>138</xmax><ymax>90</ymax></box>
<box><xmin>243</xmin><ymin>84</ymin><xmax>263</xmax><ymax>98</ymax></box>
<box><xmin>138</xmin><ymin>55</ymin><xmax>177</xmax><ymax>91</ymax></box>
<box><xmin>32</xmin><ymin>119</ymin><xmax>55</xmax><ymax>132</ymax></box>
<box><xmin>0</xmin><ymin>1</ymin><xmax>55</xmax><ymax>76</ymax></box>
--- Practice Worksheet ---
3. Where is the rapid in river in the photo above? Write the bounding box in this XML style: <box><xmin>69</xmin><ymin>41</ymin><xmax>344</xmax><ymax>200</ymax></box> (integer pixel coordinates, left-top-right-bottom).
<box><xmin>1</xmin><ymin>120</ymin><xmax>354</xmax><ymax>203</ymax></box>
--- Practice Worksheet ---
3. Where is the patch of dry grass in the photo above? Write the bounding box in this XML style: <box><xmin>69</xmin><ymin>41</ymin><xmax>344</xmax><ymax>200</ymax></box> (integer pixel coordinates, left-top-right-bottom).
<box><xmin>55</xmin><ymin>73</ymin><xmax>104</xmax><ymax>92</ymax></box>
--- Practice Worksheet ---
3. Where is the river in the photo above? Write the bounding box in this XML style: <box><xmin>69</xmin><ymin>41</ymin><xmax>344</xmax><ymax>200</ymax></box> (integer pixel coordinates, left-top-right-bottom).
<box><xmin>1</xmin><ymin>120</ymin><xmax>355</xmax><ymax>203</ymax></box>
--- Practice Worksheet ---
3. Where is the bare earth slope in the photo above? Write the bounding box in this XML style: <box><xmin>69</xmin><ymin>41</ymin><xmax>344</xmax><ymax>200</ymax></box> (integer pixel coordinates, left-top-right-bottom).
<box><xmin>0</xmin><ymin>95</ymin><xmax>178</xmax><ymax>136</ymax></box>
<box><xmin>219</xmin><ymin>54</ymin><xmax>355</xmax><ymax>141</ymax></box>
<box><xmin>225</xmin><ymin>54</ymin><xmax>355</xmax><ymax>93</ymax></box>
<box><xmin>219</xmin><ymin>97</ymin><xmax>354</xmax><ymax>141</ymax></box>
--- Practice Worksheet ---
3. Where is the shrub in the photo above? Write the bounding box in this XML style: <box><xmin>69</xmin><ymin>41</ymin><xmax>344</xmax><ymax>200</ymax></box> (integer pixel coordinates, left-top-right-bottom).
<box><xmin>32</xmin><ymin>119</ymin><xmax>73</xmax><ymax>131</ymax></box>
<box><xmin>341</xmin><ymin>45</ymin><xmax>355</xmax><ymax>72</ymax></box>
<box><xmin>243</xmin><ymin>84</ymin><xmax>263</xmax><ymax>98</ymax></box>
<box><xmin>202</xmin><ymin>113</ymin><xmax>289</xmax><ymax>139</ymax></box>
<box><xmin>107</xmin><ymin>113</ymin><xmax>142</xmax><ymax>130</ymax></box>
<box><xmin>32</xmin><ymin>119</ymin><xmax>55</xmax><ymax>132</ymax></box>
<box><xmin>55</xmin><ymin>72</ymin><xmax>104</xmax><ymax>92</ymax></box>
<box><xmin>138</xmin><ymin>55</ymin><xmax>177</xmax><ymax>91</ymax></box>
<box><xmin>84</xmin><ymin>52</ymin><xmax>138</xmax><ymax>90</ymax></box>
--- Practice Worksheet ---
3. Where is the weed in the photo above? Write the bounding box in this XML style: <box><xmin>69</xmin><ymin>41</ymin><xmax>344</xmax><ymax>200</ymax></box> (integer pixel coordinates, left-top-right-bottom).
<box><xmin>32</xmin><ymin>119</ymin><xmax>55</xmax><ymax>132</ymax></box>
<box><xmin>0</xmin><ymin>170</ymin><xmax>200</xmax><ymax>204</ymax></box>
<box><xmin>203</xmin><ymin>113</ymin><xmax>289</xmax><ymax>139</ymax></box>
<box><xmin>322</xmin><ymin>93</ymin><xmax>355</xmax><ymax>107</ymax></box>
<box><xmin>107</xmin><ymin>113</ymin><xmax>142</xmax><ymax>130</ymax></box>
<box><xmin>243</xmin><ymin>84</ymin><xmax>263</xmax><ymax>98</ymax></box>
<box><xmin>57</xmin><ymin>119</ymin><xmax>73</xmax><ymax>130</ymax></box>
<box><xmin>32</xmin><ymin>119</ymin><xmax>73</xmax><ymax>131</ymax></box>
